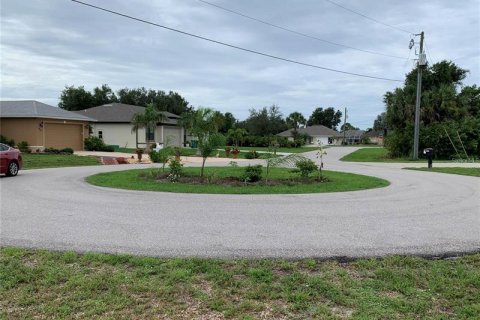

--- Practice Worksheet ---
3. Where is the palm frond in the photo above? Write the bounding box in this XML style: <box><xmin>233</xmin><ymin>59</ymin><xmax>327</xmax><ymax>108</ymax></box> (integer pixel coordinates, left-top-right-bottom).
<box><xmin>266</xmin><ymin>153</ymin><xmax>307</xmax><ymax>168</ymax></box>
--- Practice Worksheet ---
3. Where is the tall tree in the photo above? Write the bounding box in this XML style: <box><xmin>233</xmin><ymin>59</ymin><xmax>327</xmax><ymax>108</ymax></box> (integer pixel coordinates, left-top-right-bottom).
<box><xmin>220</xmin><ymin>112</ymin><xmax>237</xmax><ymax>133</ymax></box>
<box><xmin>286</xmin><ymin>112</ymin><xmax>306</xmax><ymax>133</ymax></box>
<box><xmin>58</xmin><ymin>85</ymin><xmax>94</xmax><ymax>111</ymax></box>
<box><xmin>340</xmin><ymin>123</ymin><xmax>359</xmax><ymax>131</ymax></box>
<box><xmin>92</xmin><ymin>84</ymin><xmax>118</xmax><ymax>106</ymax></box>
<box><xmin>117</xmin><ymin>88</ymin><xmax>190</xmax><ymax>115</ymax></box>
<box><xmin>372</xmin><ymin>112</ymin><xmax>387</xmax><ymax>131</ymax></box>
<box><xmin>307</xmin><ymin>107</ymin><xmax>342</xmax><ymax>130</ymax></box>
<box><xmin>243</xmin><ymin>105</ymin><xmax>288</xmax><ymax>136</ymax></box>
<box><xmin>383</xmin><ymin>60</ymin><xmax>479</xmax><ymax>158</ymax></box>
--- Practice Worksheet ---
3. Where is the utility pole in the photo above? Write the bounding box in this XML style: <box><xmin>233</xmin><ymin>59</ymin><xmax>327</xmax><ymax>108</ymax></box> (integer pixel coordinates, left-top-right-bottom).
<box><xmin>413</xmin><ymin>31</ymin><xmax>426</xmax><ymax>160</ymax></box>
<box><xmin>343</xmin><ymin>107</ymin><xmax>347</xmax><ymax>145</ymax></box>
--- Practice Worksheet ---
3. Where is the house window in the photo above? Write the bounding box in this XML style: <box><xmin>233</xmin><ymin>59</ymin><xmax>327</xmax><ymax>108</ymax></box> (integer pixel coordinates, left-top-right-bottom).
<box><xmin>98</xmin><ymin>130</ymin><xmax>103</xmax><ymax>139</ymax></box>
<box><xmin>146</xmin><ymin>127</ymin><xmax>155</xmax><ymax>141</ymax></box>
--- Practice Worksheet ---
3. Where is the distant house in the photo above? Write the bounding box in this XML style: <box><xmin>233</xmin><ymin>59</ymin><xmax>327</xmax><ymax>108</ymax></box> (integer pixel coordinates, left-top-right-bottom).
<box><xmin>363</xmin><ymin>130</ymin><xmax>384</xmax><ymax>145</ymax></box>
<box><xmin>0</xmin><ymin>100</ymin><xmax>95</xmax><ymax>151</ymax></box>
<box><xmin>277</xmin><ymin>125</ymin><xmax>341</xmax><ymax>145</ymax></box>
<box><xmin>75</xmin><ymin>103</ymin><xmax>184</xmax><ymax>148</ymax></box>
<box><xmin>343</xmin><ymin>129</ymin><xmax>366</xmax><ymax>145</ymax></box>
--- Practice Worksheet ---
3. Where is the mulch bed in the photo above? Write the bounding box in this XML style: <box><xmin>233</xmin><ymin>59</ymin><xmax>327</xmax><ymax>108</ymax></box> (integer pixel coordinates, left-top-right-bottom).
<box><xmin>139</xmin><ymin>171</ymin><xmax>329</xmax><ymax>187</ymax></box>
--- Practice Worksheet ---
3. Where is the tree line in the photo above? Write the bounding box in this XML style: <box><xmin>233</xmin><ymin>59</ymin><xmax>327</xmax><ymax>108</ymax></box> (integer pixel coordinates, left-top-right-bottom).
<box><xmin>374</xmin><ymin>60</ymin><xmax>479</xmax><ymax>158</ymax></box>
<box><xmin>59</xmin><ymin>84</ymin><xmax>346</xmax><ymax>136</ymax></box>
<box><xmin>58</xmin><ymin>84</ymin><xmax>191</xmax><ymax>115</ymax></box>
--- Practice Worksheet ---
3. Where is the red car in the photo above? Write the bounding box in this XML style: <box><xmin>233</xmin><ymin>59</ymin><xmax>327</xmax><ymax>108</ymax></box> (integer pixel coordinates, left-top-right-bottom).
<box><xmin>0</xmin><ymin>143</ymin><xmax>22</xmax><ymax>176</ymax></box>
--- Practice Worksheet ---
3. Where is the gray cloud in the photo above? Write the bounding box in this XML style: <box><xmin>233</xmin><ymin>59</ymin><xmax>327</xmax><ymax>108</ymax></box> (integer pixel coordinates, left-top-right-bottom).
<box><xmin>1</xmin><ymin>0</ymin><xmax>478</xmax><ymax>127</ymax></box>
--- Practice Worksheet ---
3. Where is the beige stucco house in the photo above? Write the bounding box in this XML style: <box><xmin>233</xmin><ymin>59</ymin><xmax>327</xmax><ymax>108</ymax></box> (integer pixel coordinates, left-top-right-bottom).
<box><xmin>75</xmin><ymin>103</ymin><xmax>184</xmax><ymax>148</ymax></box>
<box><xmin>277</xmin><ymin>125</ymin><xmax>342</xmax><ymax>145</ymax></box>
<box><xmin>0</xmin><ymin>100</ymin><xmax>94</xmax><ymax>151</ymax></box>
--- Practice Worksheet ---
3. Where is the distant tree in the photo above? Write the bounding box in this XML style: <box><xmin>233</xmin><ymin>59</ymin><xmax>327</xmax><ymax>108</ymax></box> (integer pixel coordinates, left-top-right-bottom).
<box><xmin>372</xmin><ymin>112</ymin><xmax>387</xmax><ymax>131</ymax></box>
<box><xmin>340</xmin><ymin>123</ymin><xmax>359</xmax><ymax>131</ymax></box>
<box><xmin>243</xmin><ymin>105</ymin><xmax>288</xmax><ymax>136</ymax></box>
<box><xmin>286</xmin><ymin>112</ymin><xmax>306</xmax><ymax>133</ymax></box>
<box><xmin>219</xmin><ymin>112</ymin><xmax>237</xmax><ymax>133</ymax></box>
<box><xmin>117</xmin><ymin>87</ymin><xmax>190</xmax><ymax>115</ymax></box>
<box><xmin>307</xmin><ymin>107</ymin><xmax>342</xmax><ymax>130</ymax></box>
<box><xmin>92</xmin><ymin>84</ymin><xmax>118</xmax><ymax>106</ymax></box>
<box><xmin>58</xmin><ymin>85</ymin><xmax>95</xmax><ymax>111</ymax></box>
<box><xmin>131</xmin><ymin>103</ymin><xmax>166</xmax><ymax>152</ymax></box>
<box><xmin>227</xmin><ymin>128</ymin><xmax>248</xmax><ymax>148</ymax></box>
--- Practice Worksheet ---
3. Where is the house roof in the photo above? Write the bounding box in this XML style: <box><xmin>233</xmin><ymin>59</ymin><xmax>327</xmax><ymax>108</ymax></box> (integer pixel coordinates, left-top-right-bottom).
<box><xmin>74</xmin><ymin>103</ymin><xmax>179</xmax><ymax>125</ymax></box>
<box><xmin>343</xmin><ymin>129</ymin><xmax>365</xmax><ymax>138</ymax></box>
<box><xmin>0</xmin><ymin>100</ymin><xmax>96</xmax><ymax>122</ymax></box>
<box><xmin>363</xmin><ymin>130</ymin><xmax>384</xmax><ymax>138</ymax></box>
<box><xmin>277</xmin><ymin>125</ymin><xmax>341</xmax><ymax>137</ymax></box>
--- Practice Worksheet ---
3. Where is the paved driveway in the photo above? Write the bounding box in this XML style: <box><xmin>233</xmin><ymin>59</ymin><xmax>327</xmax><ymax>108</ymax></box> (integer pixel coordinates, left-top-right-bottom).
<box><xmin>1</xmin><ymin>147</ymin><xmax>479</xmax><ymax>258</ymax></box>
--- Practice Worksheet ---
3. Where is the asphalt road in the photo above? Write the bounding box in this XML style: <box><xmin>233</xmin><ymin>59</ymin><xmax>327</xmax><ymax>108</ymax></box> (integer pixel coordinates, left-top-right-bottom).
<box><xmin>1</xmin><ymin>147</ymin><xmax>479</xmax><ymax>259</ymax></box>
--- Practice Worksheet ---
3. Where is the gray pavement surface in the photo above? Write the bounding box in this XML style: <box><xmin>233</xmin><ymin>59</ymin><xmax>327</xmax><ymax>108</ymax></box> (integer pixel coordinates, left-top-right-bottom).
<box><xmin>1</xmin><ymin>147</ymin><xmax>479</xmax><ymax>259</ymax></box>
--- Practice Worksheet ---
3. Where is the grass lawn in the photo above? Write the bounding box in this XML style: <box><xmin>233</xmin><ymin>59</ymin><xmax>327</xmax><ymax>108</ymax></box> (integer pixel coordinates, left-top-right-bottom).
<box><xmin>341</xmin><ymin>148</ymin><xmax>431</xmax><ymax>163</ymax></box>
<box><xmin>86</xmin><ymin>167</ymin><xmax>389</xmax><ymax>194</ymax></box>
<box><xmin>115</xmin><ymin>148</ymin><xmax>253</xmax><ymax>159</ymax></box>
<box><xmin>234</xmin><ymin>146</ymin><xmax>320</xmax><ymax>153</ymax></box>
<box><xmin>1</xmin><ymin>247</ymin><xmax>478</xmax><ymax>319</ymax></box>
<box><xmin>22</xmin><ymin>154</ymin><xmax>99</xmax><ymax>170</ymax></box>
<box><xmin>406</xmin><ymin>167</ymin><xmax>480</xmax><ymax>177</ymax></box>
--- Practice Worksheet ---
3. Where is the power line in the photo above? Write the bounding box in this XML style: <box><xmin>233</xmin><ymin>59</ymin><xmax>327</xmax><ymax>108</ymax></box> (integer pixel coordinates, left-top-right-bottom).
<box><xmin>198</xmin><ymin>0</ymin><xmax>408</xmax><ymax>60</ymax></box>
<box><xmin>324</xmin><ymin>0</ymin><xmax>414</xmax><ymax>35</ymax></box>
<box><xmin>71</xmin><ymin>0</ymin><xmax>402</xmax><ymax>82</ymax></box>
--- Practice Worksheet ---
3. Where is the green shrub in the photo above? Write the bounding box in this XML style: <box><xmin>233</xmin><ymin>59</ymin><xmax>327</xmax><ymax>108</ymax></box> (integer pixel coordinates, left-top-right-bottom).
<box><xmin>295</xmin><ymin>159</ymin><xmax>318</xmax><ymax>177</ymax></box>
<box><xmin>150</xmin><ymin>147</ymin><xmax>172</xmax><ymax>171</ymax></box>
<box><xmin>168</xmin><ymin>159</ymin><xmax>183</xmax><ymax>182</ymax></box>
<box><xmin>85</xmin><ymin>136</ymin><xmax>104</xmax><ymax>151</ymax></box>
<box><xmin>84</xmin><ymin>136</ymin><xmax>114</xmax><ymax>152</ymax></box>
<box><xmin>0</xmin><ymin>135</ymin><xmax>15</xmax><ymax>147</ymax></box>
<box><xmin>241</xmin><ymin>165</ymin><xmax>263</xmax><ymax>182</ymax></box>
<box><xmin>44</xmin><ymin>147</ymin><xmax>61</xmax><ymax>154</ymax></box>
<box><xmin>61</xmin><ymin>147</ymin><xmax>74</xmax><ymax>154</ymax></box>
<box><xmin>17</xmin><ymin>141</ymin><xmax>30</xmax><ymax>153</ymax></box>
<box><xmin>244</xmin><ymin>150</ymin><xmax>260</xmax><ymax>159</ymax></box>
<box><xmin>103</xmin><ymin>145</ymin><xmax>115</xmax><ymax>152</ymax></box>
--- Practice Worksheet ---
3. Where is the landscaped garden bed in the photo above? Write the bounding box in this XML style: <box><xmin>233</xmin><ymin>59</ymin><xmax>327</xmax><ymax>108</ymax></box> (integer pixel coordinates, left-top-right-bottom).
<box><xmin>87</xmin><ymin>166</ymin><xmax>389</xmax><ymax>194</ymax></box>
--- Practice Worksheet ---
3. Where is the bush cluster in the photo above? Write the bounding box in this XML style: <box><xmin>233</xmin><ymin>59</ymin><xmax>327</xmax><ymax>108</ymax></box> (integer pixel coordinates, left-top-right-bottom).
<box><xmin>168</xmin><ymin>159</ymin><xmax>183</xmax><ymax>182</ymax></box>
<box><xmin>244</xmin><ymin>150</ymin><xmax>260</xmax><ymax>159</ymax></box>
<box><xmin>226</xmin><ymin>135</ymin><xmax>304</xmax><ymax>148</ymax></box>
<box><xmin>17</xmin><ymin>141</ymin><xmax>30</xmax><ymax>153</ymax></box>
<box><xmin>295</xmin><ymin>159</ymin><xmax>318</xmax><ymax>177</ymax></box>
<box><xmin>0</xmin><ymin>135</ymin><xmax>15</xmax><ymax>147</ymax></box>
<box><xmin>385</xmin><ymin>118</ymin><xmax>480</xmax><ymax>159</ymax></box>
<box><xmin>241</xmin><ymin>165</ymin><xmax>263</xmax><ymax>182</ymax></box>
<box><xmin>44</xmin><ymin>147</ymin><xmax>74</xmax><ymax>155</ymax></box>
<box><xmin>84</xmin><ymin>136</ymin><xmax>115</xmax><ymax>152</ymax></box>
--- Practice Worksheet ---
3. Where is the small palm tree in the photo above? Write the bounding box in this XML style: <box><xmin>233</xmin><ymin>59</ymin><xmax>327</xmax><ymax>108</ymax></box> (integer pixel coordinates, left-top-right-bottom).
<box><xmin>286</xmin><ymin>112</ymin><xmax>306</xmax><ymax>134</ymax></box>
<box><xmin>186</xmin><ymin>108</ymin><xmax>226</xmax><ymax>177</ymax></box>
<box><xmin>131</xmin><ymin>103</ymin><xmax>166</xmax><ymax>151</ymax></box>
<box><xmin>227</xmin><ymin>128</ymin><xmax>248</xmax><ymax>149</ymax></box>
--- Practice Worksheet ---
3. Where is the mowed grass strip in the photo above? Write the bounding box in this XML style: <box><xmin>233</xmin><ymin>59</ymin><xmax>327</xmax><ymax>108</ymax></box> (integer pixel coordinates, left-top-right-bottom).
<box><xmin>22</xmin><ymin>154</ymin><xmax>99</xmax><ymax>170</ymax></box>
<box><xmin>340</xmin><ymin>148</ymin><xmax>426</xmax><ymax>162</ymax></box>
<box><xmin>234</xmin><ymin>146</ymin><xmax>321</xmax><ymax>153</ymax></box>
<box><xmin>406</xmin><ymin>167</ymin><xmax>480</xmax><ymax>177</ymax></box>
<box><xmin>86</xmin><ymin>167</ymin><xmax>389</xmax><ymax>194</ymax></box>
<box><xmin>1</xmin><ymin>247</ymin><xmax>479</xmax><ymax>319</ymax></box>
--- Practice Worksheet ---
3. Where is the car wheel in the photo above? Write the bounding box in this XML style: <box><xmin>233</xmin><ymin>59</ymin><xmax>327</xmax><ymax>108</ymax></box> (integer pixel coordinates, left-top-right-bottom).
<box><xmin>6</xmin><ymin>161</ymin><xmax>19</xmax><ymax>177</ymax></box>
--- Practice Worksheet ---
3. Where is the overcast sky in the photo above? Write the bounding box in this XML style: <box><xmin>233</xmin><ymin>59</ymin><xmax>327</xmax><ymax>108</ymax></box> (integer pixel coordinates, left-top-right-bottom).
<box><xmin>1</xmin><ymin>0</ymin><xmax>479</xmax><ymax>128</ymax></box>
